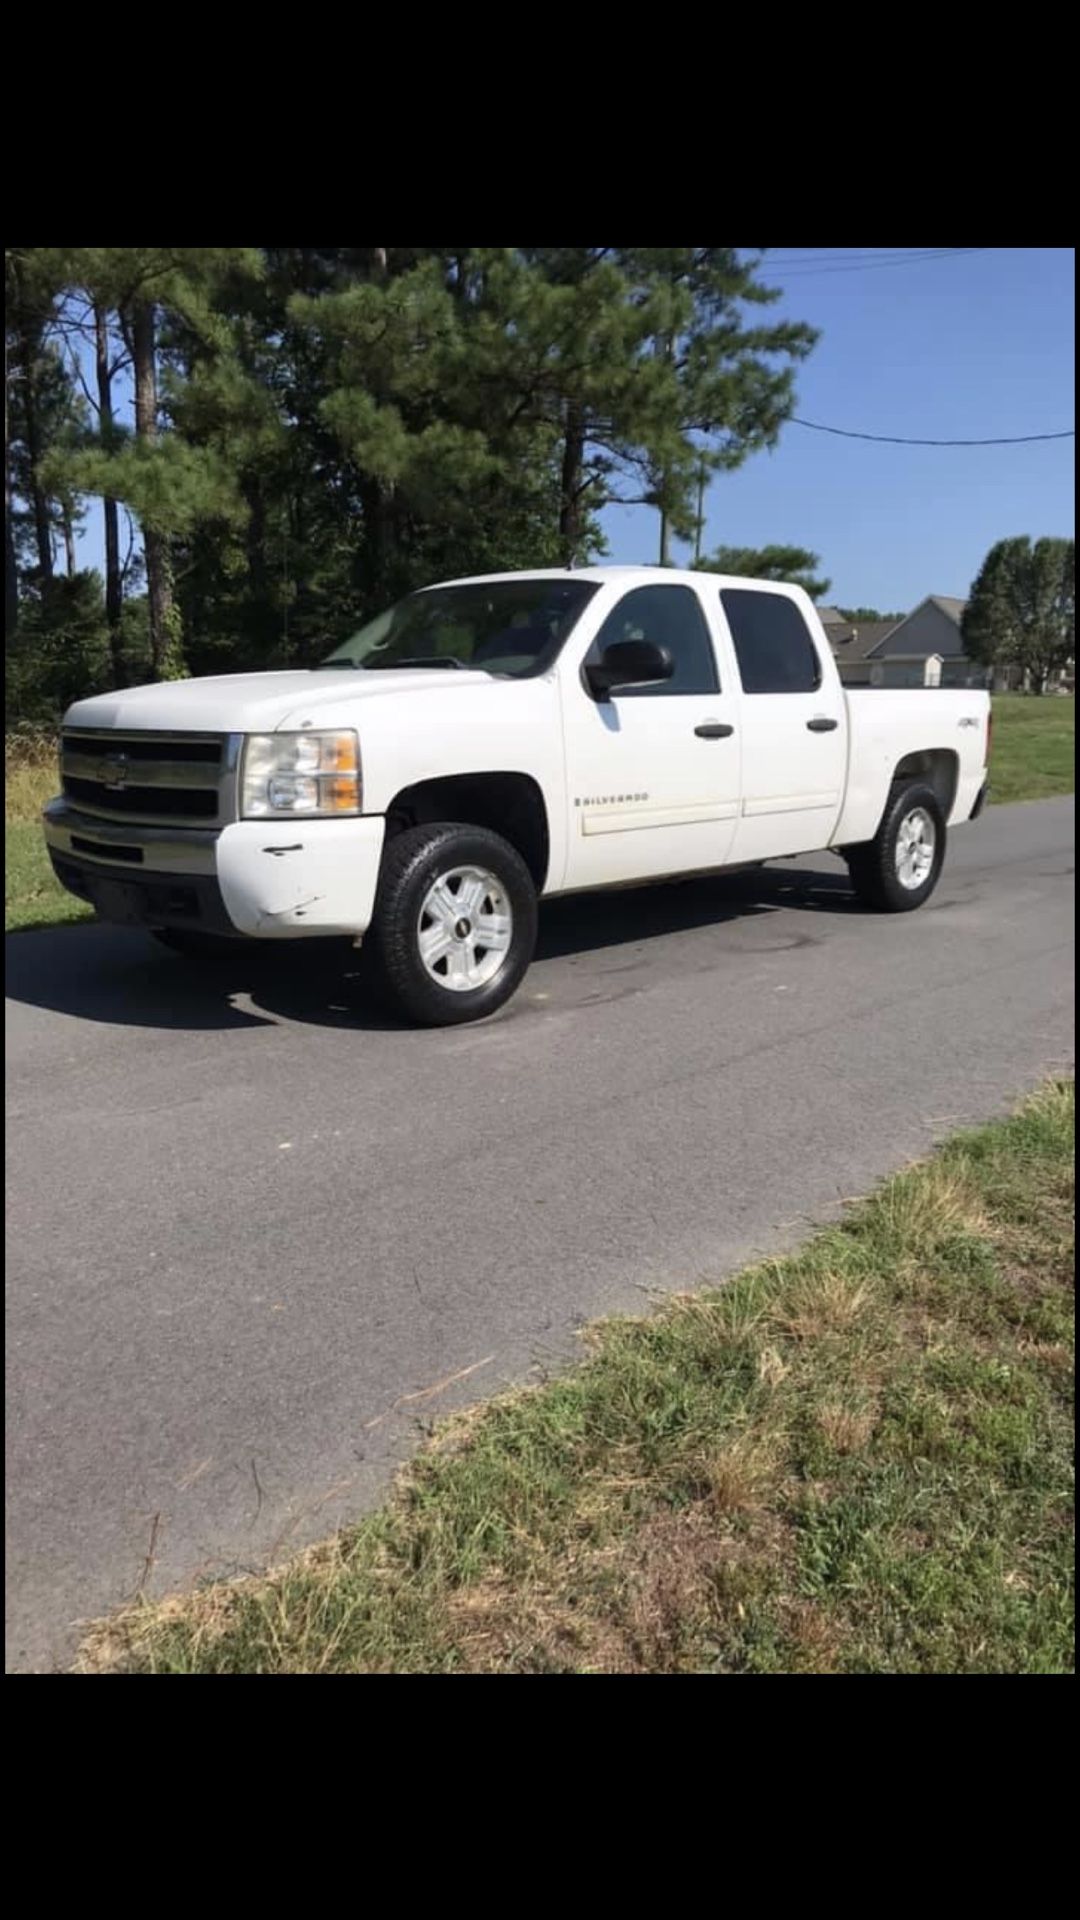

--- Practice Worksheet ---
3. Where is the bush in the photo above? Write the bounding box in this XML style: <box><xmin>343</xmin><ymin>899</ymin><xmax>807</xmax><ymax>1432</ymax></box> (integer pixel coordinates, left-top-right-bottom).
<box><xmin>5</xmin><ymin>573</ymin><xmax>151</xmax><ymax>726</ymax></box>
<box><xmin>6</xmin><ymin>572</ymin><xmax>110</xmax><ymax>726</ymax></box>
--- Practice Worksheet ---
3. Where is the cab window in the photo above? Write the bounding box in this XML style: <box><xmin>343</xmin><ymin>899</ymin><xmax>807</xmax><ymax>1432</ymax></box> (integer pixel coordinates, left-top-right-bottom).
<box><xmin>588</xmin><ymin>585</ymin><xmax>719</xmax><ymax>696</ymax></box>
<box><xmin>721</xmin><ymin>589</ymin><xmax>822</xmax><ymax>694</ymax></box>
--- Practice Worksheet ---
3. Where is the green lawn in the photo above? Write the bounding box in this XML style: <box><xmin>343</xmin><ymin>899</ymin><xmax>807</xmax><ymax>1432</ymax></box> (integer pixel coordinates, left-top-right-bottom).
<box><xmin>4</xmin><ymin>696</ymin><xmax>1073</xmax><ymax>931</ymax></box>
<box><xmin>5</xmin><ymin>743</ymin><xmax>92</xmax><ymax>931</ymax></box>
<box><xmin>5</xmin><ymin>821</ymin><xmax>91</xmax><ymax>932</ymax></box>
<box><xmin>990</xmin><ymin>694</ymin><xmax>1075</xmax><ymax>806</ymax></box>
<box><xmin>81</xmin><ymin>1080</ymin><xmax>1075</xmax><ymax>1675</ymax></box>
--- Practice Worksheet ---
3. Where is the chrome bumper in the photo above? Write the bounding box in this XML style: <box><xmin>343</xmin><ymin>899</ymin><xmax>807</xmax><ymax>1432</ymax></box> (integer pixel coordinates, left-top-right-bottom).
<box><xmin>42</xmin><ymin>797</ymin><xmax>219</xmax><ymax>875</ymax></box>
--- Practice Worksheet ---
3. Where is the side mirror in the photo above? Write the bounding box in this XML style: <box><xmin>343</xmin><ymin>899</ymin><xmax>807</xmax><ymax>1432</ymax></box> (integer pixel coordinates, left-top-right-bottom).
<box><xmin>585</xmin><ymin>638</ymin><xmax>674</xmax><ymax>699</ymax></box>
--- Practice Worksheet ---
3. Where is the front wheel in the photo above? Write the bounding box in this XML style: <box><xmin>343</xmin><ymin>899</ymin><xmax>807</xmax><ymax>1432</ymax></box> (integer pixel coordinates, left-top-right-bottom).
<box><xmin>370</xmin><ymin>823</ymin><xmax>538</xmax><ymax>1026</ymax></box>
<box><xmin>845</xmin><ymin>782</ymin><xmax>947</xmax><ymax>912</ymax></box>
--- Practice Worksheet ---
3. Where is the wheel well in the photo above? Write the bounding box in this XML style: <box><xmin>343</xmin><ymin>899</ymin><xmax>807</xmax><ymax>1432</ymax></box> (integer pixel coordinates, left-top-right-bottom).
<box><xmin>383</xmin><ymin>772</ymin><xmax>550</xmax><ymax>890</ymax></box>
<box><xmin>890</xmin><ymin>748</ymin><xmax>960</xmax><ymax>821</ymax></box>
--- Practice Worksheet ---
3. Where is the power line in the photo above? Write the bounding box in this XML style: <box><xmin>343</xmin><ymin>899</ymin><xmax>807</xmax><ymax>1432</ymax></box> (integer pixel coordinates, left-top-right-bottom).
<box><xmin>766</xmin><ymin>248</ymin><xmax>986</xmax><ymax>269</ymax></box>
<box><xmin>773</xmin><ymin>249</ymin><xmax>987</xmax><ymax>273</ymax></box>
<box><xmin>764</xmin><ymin>247</ymin><xmax>983</xmax><ymax>278</ymax></box>
<box><xmin>791</xmin><ymin>416</ymin><xmax>1074</xmax><ymax>447</ymax></box>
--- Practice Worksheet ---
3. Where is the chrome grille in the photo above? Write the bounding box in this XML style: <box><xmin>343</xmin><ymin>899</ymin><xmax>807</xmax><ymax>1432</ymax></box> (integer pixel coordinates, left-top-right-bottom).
<box><xmin>60</xmin><ymin>730</ymin><xmax>232</xmax><ymax>827</ymax></box>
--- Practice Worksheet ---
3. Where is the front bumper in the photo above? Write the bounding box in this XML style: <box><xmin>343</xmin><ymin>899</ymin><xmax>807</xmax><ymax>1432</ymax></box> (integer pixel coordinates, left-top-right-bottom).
<box><xmin>43</xmin><ymin>800</ymin><xmax>386</xmax><ymax>939</ymax></box>
<box><xmin>48</xmin><ymin>851</ymin><xmax>238</xmax><ymax>933</ymax></box>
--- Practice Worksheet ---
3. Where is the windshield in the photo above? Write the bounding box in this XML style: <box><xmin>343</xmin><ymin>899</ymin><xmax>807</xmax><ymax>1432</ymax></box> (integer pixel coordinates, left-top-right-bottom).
<box><xmin>317</xmin><ymin>578</ymin><xmax>599</xmax><ymax>678</ymax></box>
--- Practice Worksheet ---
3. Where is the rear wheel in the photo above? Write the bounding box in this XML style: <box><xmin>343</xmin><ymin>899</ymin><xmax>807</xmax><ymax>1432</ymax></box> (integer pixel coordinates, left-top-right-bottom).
<box><xmin>845</xmin><ymin>781</ymin><xmax>947</xmax><ymax>912</ymax></box>
<box><xmin>370</xmin><ymin>822</ymin><xmax>537</xmax><ymax>1026</ymax></box>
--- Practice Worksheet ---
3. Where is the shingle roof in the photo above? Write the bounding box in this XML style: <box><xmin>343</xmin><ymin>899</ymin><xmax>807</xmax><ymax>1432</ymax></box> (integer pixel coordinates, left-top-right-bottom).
<box><xmin>827</xmin><ymin>618</ymin><xmax>901</xmax><ymax>660</ymax></box>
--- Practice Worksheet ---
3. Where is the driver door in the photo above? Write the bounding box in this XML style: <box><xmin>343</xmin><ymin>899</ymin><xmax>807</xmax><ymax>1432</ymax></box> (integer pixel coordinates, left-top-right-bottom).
<box><xmin>559</xmin><ymin>582</ymin><xmax>741</xmax><ymax>890</ymax></box>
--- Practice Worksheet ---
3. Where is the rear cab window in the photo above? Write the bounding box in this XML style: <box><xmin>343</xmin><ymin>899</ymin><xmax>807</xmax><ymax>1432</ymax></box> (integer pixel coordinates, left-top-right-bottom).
<box><xmin>721</xmin><ymin>588</ymin><xmax>822</xmax><ymax>694</ymax></box>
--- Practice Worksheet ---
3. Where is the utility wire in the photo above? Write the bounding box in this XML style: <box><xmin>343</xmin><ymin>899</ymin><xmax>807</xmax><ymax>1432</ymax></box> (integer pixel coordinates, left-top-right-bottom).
<box><xmin>773</xmin><ymin>248</ymin><xmax>990</xmax><ymax>277</ymax></box>
<box><xmin>768</xmin><ymin>248</ymin><xmax>976</xmax><ymax>267</ymax></box>
<box><xmin>760</xmin><ymin>247</ymin><xmax>980</xmax><ymax>270</ymax></box>
<box><xmin>791</xmin><ymin>417</ymin><xmax>1074</xmax><ymax>447</ymax></box>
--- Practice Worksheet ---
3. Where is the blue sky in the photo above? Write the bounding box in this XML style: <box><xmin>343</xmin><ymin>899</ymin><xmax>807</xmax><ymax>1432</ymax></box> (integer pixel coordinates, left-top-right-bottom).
<box><xmin>601</xmin><ymin>247</ymin><xmax>1075</xmax><ymax>610</ymax></box>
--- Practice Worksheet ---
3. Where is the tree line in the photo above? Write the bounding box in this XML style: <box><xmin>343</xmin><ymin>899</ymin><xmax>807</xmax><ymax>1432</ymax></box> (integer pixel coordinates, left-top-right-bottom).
<box><xmin>8</xmin><ymin>248</ymin><xmax>1071</xmax><ymax>719</ymax></box>
<box><xmin>5</xmin><ymin>247</ymin><xmax>818</xmax><ymax>720</ymax></box>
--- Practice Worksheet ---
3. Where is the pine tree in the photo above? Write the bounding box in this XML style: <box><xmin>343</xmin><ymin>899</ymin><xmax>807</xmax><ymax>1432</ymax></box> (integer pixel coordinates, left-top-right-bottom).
<box><xmin>5</xmin><ymin>248</ymin><xmax>85</xmax><ymax>597</ymax></box>
<box><xmin>699</xmin><ymin>543</ymin><xmax>831</xmax><ymax>599</ymax></box>
<box><xmin>55</xmin><ymin>248</ymin><xmax>262</xmax><ymax>676</ymax></box>
<box><xmin>288</xmin><ymin>249</ymin><xmax>568</xmax><ymax>612</ymax></box>
<box><xmin>488</xmin><ymin>249</ymin><xmax>817</xmax><ymax>564</ymax></box>
<box><xmin>93</xmin><ymin>299</ymin><xmax>124</xmax><ymax>685</ymax></box>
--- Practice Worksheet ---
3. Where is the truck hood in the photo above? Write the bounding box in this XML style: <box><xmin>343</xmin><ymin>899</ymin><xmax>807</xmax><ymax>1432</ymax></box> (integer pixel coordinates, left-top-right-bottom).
<box><xmin>63</xmin><ymin>666</ymin><xmax>498</xmax><ymax>734</ymax></box>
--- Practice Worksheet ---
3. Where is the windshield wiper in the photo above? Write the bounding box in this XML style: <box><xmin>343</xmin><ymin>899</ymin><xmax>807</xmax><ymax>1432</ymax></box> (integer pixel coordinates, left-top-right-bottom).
<box><xmin>369</xmin><ymin>655</ymin><xmax>467</xmax><ymax>671</ymax></box>
<box><xmin>313</xmin><ymin>653</ymin><xmax>472</xmax><ymax>673</ymax></box>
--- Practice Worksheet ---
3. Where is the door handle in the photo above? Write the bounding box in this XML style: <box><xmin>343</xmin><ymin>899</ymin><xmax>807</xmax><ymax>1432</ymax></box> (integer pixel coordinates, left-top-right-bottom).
<box><xmin>806</xmin><ymin>716</ymin><xmax>839</xmax><ymax>732</ymax></box>
<box><xmin>694</xmin><ymin>722</ymin><xmax>735</xmax><ymax>739</ymax></box>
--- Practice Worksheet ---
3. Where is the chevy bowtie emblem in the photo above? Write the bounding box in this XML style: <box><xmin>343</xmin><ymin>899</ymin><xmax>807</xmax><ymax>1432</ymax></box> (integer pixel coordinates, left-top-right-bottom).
<box><xmin>101</xmin><ymin>752</ymin><xmax>129</xmax><ymax>789</ymax></box>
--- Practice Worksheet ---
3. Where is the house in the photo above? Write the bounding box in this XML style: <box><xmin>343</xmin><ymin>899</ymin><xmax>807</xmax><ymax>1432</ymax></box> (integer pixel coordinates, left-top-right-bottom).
<box><xmin>818</xmin><ymin>607</ymin><xmax>904</xmax><ymax>673</ymax></box>
<box><xmin>824</xmin><ymin>596</ymin><xmax>989</xmax><ymax>689</ymax></box>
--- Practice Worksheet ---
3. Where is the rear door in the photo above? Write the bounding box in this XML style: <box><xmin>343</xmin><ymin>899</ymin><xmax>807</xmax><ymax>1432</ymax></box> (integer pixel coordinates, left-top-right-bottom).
<box><xmin>717</xmin><ymin>586</ymin><xmax>847</xmax><ymax>860</ymax></box>
<box><xmin>559</xmin><ymin>581</ymin><xmax>741</xmax><ymax>889</ymax></box>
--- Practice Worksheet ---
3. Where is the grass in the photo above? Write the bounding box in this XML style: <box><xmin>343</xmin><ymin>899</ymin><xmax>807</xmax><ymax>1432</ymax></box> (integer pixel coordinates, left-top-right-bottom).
<box><xmin>4</xmin><ymin>696</ymin><xmax>1073</xmax><ymax>932</ymax></box>
<box><xmin>990</xmin><ymin>693</ymin><xmax>1075</xmax><ymax>806</ymax></box>
<box><xmin>5</xmin><ymin>734</ymin><xmax>91</xmax><ymax>932</ymax></box>
<box><xmin>6</xmin><ymin>821</ymin><xmax>91</xmax><ymax>931</ymax></box>
<box><xmin>79</xmin><ymin>1080</ymin><xmax>1075</xmax><ymax>1675</ymax></box>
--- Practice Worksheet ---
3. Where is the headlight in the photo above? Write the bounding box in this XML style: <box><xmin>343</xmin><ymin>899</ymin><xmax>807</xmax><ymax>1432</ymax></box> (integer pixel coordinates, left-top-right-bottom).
<box><xmin>241</xmin><ymin>731</ymin><xmax>361</xmax><ymax>817</ymax></box>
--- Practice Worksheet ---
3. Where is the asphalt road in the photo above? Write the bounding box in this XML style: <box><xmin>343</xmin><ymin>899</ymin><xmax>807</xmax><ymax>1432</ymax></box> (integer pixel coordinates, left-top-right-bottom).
<box><xmin>6</xmin><ymin>797</ymin><xmax>1075</xmax><ymax>1670</ymax></box>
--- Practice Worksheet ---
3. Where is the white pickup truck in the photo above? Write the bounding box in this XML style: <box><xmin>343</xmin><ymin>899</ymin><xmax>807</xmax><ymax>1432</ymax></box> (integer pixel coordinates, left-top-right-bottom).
<box><xmin>45</xmin><ymin>566</ymin><xmax>991</xmax><ymax>1024</ymax></box>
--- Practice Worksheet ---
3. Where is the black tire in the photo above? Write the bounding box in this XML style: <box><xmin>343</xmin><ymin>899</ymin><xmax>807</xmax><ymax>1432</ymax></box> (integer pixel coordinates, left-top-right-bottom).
<box><xmin>845</xmin><ymin>781</ymin><xmax>947</xmax><ymax>912</ymax></box>
<box><xmin>150</xmin><ymin>927</ymin><xmax>238</xmax><ymax>961</ymax></box>
<box><xmin>370</xmin><ymin>822</ymin><xmax>538</xmax><ymax>1026</ymax></box>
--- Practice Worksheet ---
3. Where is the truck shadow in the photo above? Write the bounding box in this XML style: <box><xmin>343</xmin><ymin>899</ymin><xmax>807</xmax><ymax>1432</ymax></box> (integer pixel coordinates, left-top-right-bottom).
<box><xmin>537</xmin><ymin>862</ymin><xmax>858</xmax><ymax>961</ymax></box>
<box><xmin>5</xmin><ymin>862</ymin><xmax>861</xmax><ymax>1034</ymax></box>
